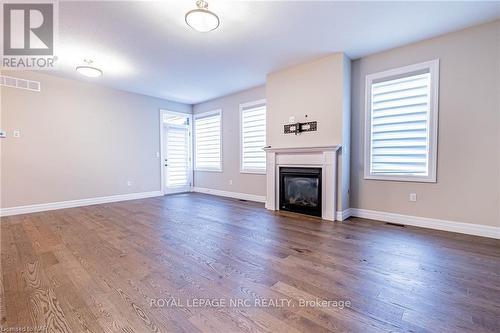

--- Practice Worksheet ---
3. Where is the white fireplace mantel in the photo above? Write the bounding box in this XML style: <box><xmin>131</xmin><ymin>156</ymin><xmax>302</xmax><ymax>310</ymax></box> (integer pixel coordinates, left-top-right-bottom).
<box><xmin>264</xmin><ymin>145</ymin><xmax>341</xmax><ymax>221</ymax></box>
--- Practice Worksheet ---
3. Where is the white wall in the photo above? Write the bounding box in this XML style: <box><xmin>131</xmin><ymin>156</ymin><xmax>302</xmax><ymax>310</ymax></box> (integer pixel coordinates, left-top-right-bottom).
<box><xmin>266</xmin><ymin>53</ymin><xmax>351</xmax><ymax>210</ymax></box>
<box><xmin>266</xmin><ymin>53</ymin><xmax>347</xmax><ymax>147</ymax></box>
<box><xmin>350</xmin><ymin>20</ymin><xmax>500</xmax><ymax>228</ymax></box>
<box><xmin>1</xmin><ymin>71</ymin><xmax>191</xmax><ymax>208</ymax></box>
<box><xmin>192</xmin><ymin>86</ymin><xmax>266</xmax><ymax>197</ymax></box>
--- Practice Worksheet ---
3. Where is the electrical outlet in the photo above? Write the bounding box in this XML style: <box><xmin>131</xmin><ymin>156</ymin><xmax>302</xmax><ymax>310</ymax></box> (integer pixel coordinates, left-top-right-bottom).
<box><xmin>289</xmin><ymin>116</ymin><xmax>295</xmax><ymax>124</ymax></box>
<box><xmin>13</xmin><ymin>130</ymin><xmax>20</xmax><ymax>138</ymax></box>
<box><xmin>409</xmin><ymin>193</ymin><xmax>417</xmax><ymax>202</ymax></box>
<box><xmin>156</xmin><ymin>152</ymin><xmax>160</xmax><ymax>158</ymax></box>
<box><xmin>229</xmin><ymin>180</ymin><xmax>233</xmax><ymax>185</ymax></box>
<box><xmin>127</xmin><ymin>181</ymin><xmax>132</xmax><ymax>187</ymax></box>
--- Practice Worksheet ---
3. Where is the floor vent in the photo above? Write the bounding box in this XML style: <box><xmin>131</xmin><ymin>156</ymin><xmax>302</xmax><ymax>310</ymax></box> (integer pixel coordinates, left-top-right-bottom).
<box><xmin>0</xmin><ymin>75</ymin><xmax>41</xmax><ymax>92</ymax></box>
<box><xmin>291</xmin><ymin>247</ymin><xmax>312</xmax><ymax>254</ymax></box>
<box><xmin>385</xmin><ymin>222</ymin><xmax>406</xmax><ymax>228</ymax></box>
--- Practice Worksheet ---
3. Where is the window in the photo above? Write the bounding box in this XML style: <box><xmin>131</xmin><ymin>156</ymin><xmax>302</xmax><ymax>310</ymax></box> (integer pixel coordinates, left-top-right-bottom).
<box><xmin>365</xmin><ymin>59</ymin><xmax>439</xmax><ymax>182</ymax></box>
<box><xmin>194</xmin><ymin>110</ymin><xmax>222</xmax><ymax>171</ymax></box>
<box><xmin>240</xmin><ymin>100</ymin><xmax>266</xmax><ymax>173</ymax></box>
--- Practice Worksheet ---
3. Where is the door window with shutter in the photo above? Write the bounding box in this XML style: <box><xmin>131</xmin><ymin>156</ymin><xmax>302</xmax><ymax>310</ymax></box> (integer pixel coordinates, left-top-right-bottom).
<box><xmin>365</xmin><ymin>60</ymin><xmax>439</xmax><ymax>182</ymax></box>
<box><xmin>240</xmin><ymin>100</ymin><xmax>266</xmax><ymax>174</ymax></box>
<box><xmin>166</xmin><ymin>125</ymin><xmax>190</xmax><ymax>188</ymax></box>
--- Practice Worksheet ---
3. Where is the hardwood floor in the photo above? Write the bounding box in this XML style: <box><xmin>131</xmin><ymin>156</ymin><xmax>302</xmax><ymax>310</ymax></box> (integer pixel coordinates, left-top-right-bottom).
<box><xmin>1</xmin><ymin>193</ymin><xmax>499</xmax><ymax>333</ymax></box>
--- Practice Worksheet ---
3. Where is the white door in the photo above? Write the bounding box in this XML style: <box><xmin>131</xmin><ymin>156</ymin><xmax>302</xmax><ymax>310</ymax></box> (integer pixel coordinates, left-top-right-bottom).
<box><xmin>161</xmin><ymin>111</ymin><xmax>193</xmax><ymax>194</ymax></box>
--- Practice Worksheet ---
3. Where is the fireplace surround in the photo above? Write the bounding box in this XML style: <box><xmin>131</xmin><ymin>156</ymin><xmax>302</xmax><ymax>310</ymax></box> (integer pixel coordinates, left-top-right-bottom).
<box><xmin>264</xmin><ymin>145</ymin><xmax>340</xmax><ymax>221</ymax></box>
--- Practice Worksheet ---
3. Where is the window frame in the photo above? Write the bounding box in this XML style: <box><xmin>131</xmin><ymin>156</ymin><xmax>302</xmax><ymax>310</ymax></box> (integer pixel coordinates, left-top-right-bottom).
<box><xmin>194</xmin><ymin>109</ymin><xmax>223</xmax><ymax>172</ymax></box>
<box><xmin>364</xmin><ymin>59</ymin><xmax>440</xmax><ymax>183</ymax></box>
<box><xmin>239</xmin><ymin>99</ymin><xmax>267</xmax><ymax>174</ymax></box>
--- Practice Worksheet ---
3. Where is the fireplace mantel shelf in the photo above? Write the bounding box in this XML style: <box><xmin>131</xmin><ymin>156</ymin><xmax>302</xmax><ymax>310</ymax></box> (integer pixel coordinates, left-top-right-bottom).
<box><xmin>263</xmin><ymin>145</ymin><xmax>341</xmax><ymax>153</ymax></box>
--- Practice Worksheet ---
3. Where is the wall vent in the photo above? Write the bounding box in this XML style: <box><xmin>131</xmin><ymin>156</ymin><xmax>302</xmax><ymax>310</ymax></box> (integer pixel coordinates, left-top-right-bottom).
<box><xmin>0</xmin><ymin>75</ymin><xmax>41</xmax><ymax>92</ymax></box>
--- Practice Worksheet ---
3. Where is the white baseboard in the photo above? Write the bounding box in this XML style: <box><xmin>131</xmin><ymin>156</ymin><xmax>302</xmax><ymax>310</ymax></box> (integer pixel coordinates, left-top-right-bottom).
<box><xmin>0</xmin><ymin>191</ymin><xmax>163</xmax><ymax>217</ymax></box>
<box><xmin>336</xmin><ymin>208</ymin><xmax>352</xmax><ymax>221</ymax></box>
<box><xmin>192</xmin><ymin>187</ymin><xmax>266</xmax><ymax>203</ymax></box>
<box><xmin>4</xmin><ymin>190</ymin><xmax>496</xmax><ymax>239</ymax></box>
<box><xmin>349</xmin><ymin>208</ymin><xmax>500</xmax><ymax>239</ymax></box>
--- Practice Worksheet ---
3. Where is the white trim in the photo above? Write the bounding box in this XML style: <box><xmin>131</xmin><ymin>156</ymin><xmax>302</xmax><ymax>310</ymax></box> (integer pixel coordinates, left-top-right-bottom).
<box><xmin>240</xmin><ymin>99</ymin><xmax>266</xmax><ymax>110</ymax></box>
<box><xmin>349</xmin><ymin>208</ymin><xmax>500</xmax><ymax>239</ymax></box>
<box><xmin>336</xmin><ymin>208</ymin><xmax>352</xmax><ymax>221</ymax></box>
<box><xmin>239</xmin><ymin>99</ymin><xmax>267</xmax><ymax>174</ymax></box>
<box><xmin>264</xmin><ymin>146</ymin><xmax>341</xmax><ymax>153</ymax></box>
<box><xmin>159</xmin><ymin>110</ymin><xmax>166</xmax><ymax>194</ymax></box>
<box><xmin>161</xmin><ymin>109</ymin><xmax>192</xmax><ymax>119</ymax></box>
<box><xmin>364</xmin><ymin>59</ymin><xmax>440</xmax><ymax>183</ymax></box>
<box><xmin>240</xmin><ymin>170</ymin><xmax>266</xmax><ymax>175</ymax></box>
<box><xmin>194</xmin><ymin>109</ymin><xmax>222</xmax><ymax>120</ymax></box>
<box><xmin>193</xmin><ymin>109</ymin><xmax>223</xmax><ymax>172</ymax></box>
<box><xmin>192</xmin><ymin>187</ymin><xmax>266</xmax><ymax>203</ymax></box>
<box><xmin>0</xmin><ymin>191</ymin><xmax>163</xmax><ymax>217</ymax></box>
<box><xmin>194</xmin><ymin>168</ymin><xmax>223</xmax><ymax>173</ymax></box>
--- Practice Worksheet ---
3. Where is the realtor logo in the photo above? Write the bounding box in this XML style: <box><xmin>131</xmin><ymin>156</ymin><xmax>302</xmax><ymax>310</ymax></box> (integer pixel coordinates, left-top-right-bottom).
<box><xmin>1</xmin><ymin>1</ymin><xmax>57</xmax><ymax>69</ymax></box>
<box><xmin>3</xmin><ymin>3</ymin><xmax>53</xmax><ymax>55</ymax></box>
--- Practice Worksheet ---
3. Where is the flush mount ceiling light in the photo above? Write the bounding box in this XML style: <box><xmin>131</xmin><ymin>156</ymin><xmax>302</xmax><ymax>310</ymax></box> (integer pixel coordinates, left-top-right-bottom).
<box><xmin>185</xmin><ymin>0</ymin><xmax>220</xmax><ymax>33</ymax></box>
<box><xmin>76</xmin><ymin>59</ymin><xmax>103</xmax><ymax>78</ymax></box>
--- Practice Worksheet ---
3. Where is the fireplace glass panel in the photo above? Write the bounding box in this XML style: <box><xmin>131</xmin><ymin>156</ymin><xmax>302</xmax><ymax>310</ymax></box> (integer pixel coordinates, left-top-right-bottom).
<box><xmin>280</xmin><ymin>167</ymin><xmax>322</xmax><ymax>217</ymax></box>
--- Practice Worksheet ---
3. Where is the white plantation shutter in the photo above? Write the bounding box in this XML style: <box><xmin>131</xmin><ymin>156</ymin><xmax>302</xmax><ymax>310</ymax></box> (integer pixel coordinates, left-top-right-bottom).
<box><xmin>371</xmin><ymin>73</ymin><xmax>430</xmax><ymax>175</ymax></box>
<box><xmin>194</xmin><ymin>110</ymin><xmax>222</xmax><ymax>171</ymax></box>
<box><xmin>365</xmin><ymin>60</ymin><xmax>439</xmax><ymax>182</ymax></box>
<box><xmin>240</xmin><ymin>101</ymin><xmax>266</xmax><ymax>173</ymax></box>
<box><xmin>164</xmin><ymin>113</ymin><xmax>188</xmax><ymax>125</ymax></box>
<box><xmin>166</xmin><ymin>125</ymin><xmax>190</xmax><ymax>187</ymax></box>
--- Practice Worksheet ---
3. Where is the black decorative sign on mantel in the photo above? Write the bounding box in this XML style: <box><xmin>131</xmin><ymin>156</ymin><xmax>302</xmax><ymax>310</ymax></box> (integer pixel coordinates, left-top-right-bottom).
<box><xmin>284</xmin><ymin>121</ymin><xmax>317</xmax><ymax>135</ymax></box>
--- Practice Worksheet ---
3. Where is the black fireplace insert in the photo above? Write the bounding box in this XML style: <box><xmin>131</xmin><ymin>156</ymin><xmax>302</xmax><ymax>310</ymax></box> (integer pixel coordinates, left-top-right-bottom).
<box><xmin>279</xmin><ymin>167</ymin><xmax>322</xmax><ymax>217</ymax></box>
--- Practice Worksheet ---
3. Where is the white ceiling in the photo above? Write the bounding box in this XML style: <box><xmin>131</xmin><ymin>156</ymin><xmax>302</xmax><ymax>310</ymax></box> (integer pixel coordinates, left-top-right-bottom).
<box><xmin>53</xmin><ymin>1</ymin><xmax>500</xmax><ymax>104</ymax></box>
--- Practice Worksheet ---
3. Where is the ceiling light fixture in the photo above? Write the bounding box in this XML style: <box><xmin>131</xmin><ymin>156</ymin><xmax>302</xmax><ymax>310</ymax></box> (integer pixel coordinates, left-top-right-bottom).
<box><xmin>76</xmin><ymin>59</ymin><xmax>103</xmax><ymax>78</ymax></box>
<box><xmin>185</xmin><ymin>0</ymin><xmax>220</xmax><ymax>33</ymax></box>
